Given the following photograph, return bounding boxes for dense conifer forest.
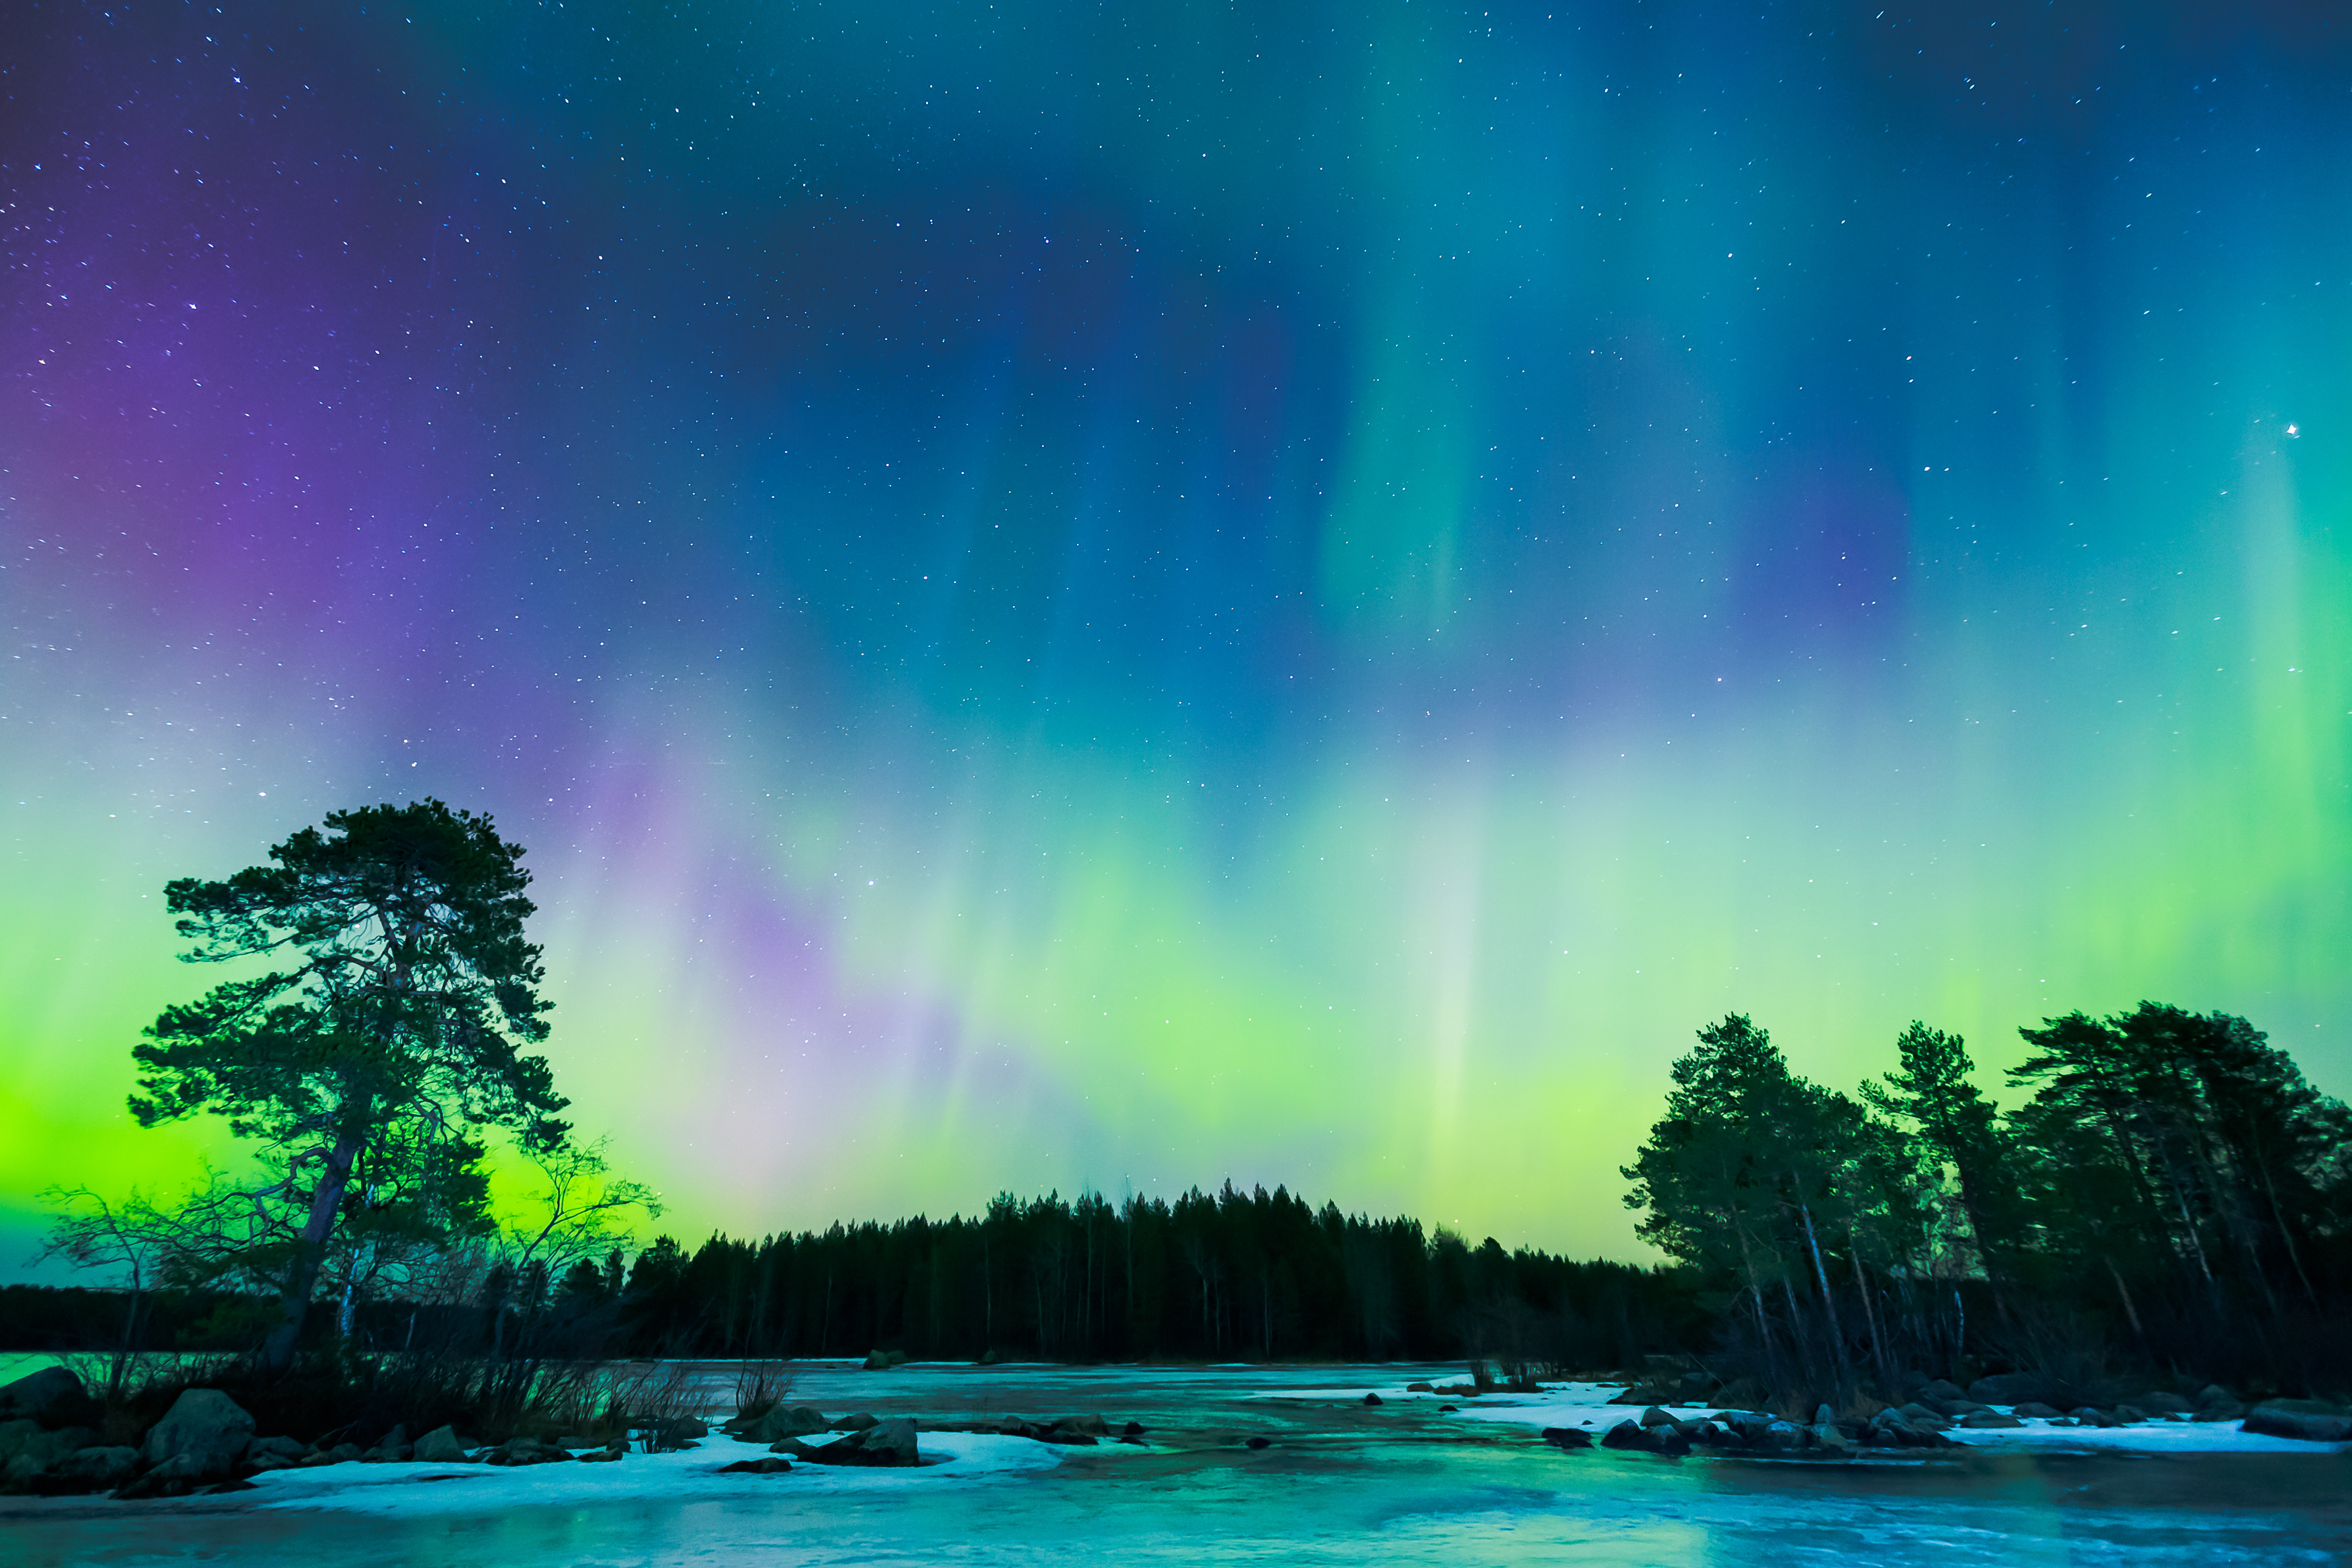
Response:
[14,1001,2348,1399]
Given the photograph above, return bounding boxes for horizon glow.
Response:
[5,2,2348,1274]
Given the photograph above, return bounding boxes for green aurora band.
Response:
[2,2,2347,1269]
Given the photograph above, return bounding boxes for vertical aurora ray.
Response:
[4,2,2348,1270]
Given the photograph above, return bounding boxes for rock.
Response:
[1683,1419,1728,1446]
[1606,1385,1675,1406]
[719,1455,794,1474]
[2195,1398,2246,1422]
[6,1425,96,1475]
[1812,1404,1836,1426]
[579,1445,625,1463]
[1055,1413,1109,1437]
[0,1366,89,1424]
[1917,1379,1968,1406]
[859,1417,919,1464]
[1960,1411,2026,1428]
[1599,1419,1652,1450]
[732,1404,832,1443]
[115,1452,219,1499]
[1755,1420,1803,1451]
[413,1426,475,1463]
[1895,1402,1953,1430]
[2134,1392,2196,1416]
[1638,1406,1677,1428]
[139,1389,258,1472]
[2111,1404,2152,1425]
[363,1423,412,1462]
[1362,1392,1384,1406]
[486,1437,573,1466]
[2068,1406,2120,1429]
[1406,1382,1435,1393]
[800,1416,920,1467]
[831,1412,880,1433]
[1438,1404,1458,1413]
[249,1436,308,1463]
[0,1418,37,1465]
[1244,1436,1271,1450]
[1967,1373,2052,1407]
[1541,1426,1593,1450]
[1808,1423,1853,1452]
[44,1445,140,1492]
[314,1442,366,1466]
[861,1349,907,1370]
[2011,1402,2064,1420]
[1122,1421,1148,1437]
[2243,1400,2352,1443]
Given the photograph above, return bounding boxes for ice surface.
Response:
[9,1362,2348,1566]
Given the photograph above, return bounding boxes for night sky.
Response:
[6,1,2349,1269]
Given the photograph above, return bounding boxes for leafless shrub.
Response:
[733,1358,792,1421]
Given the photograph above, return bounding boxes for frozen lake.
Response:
[9,1360,2350,1565]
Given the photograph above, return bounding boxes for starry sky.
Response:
[5,1,2349,1273]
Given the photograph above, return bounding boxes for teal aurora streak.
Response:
[3,2,2347,1268]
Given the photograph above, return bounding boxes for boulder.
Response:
[1122,1421,1148,1438]
[1406,1382,1435,1393]
[139,1389,257,1472]
[2134,1392,2196,1417]
[0,1419,42,1465]
[732,1404,832,1443]
[861,1349,907,1370]
[250,1436,308,1462]
[1541,1426,1593,1450]
[1808,1422,1853,1452]
[2012,1402,2064,1420]
[1895,1402,1953,1430]
[1599,1419,1652,1450]
[1638,1406,1677,1428]
[2243,1400,2352,1443]
[831,1412,880,1433]
[1967,1373,2053,1407]
[1606,1385,1675,1406]
[1812,1405,1836,1426]
[2068,1406,2120,1429]
[1917,1378,1968,1406]
[486,1437,573,1466]
[363,1423,412,1462]
[0,1366,90,1425]
[1959,1411,2026,1429]
[718,1455,794,1474]
[413,1426,475,1463]
[1244,1436,1272,1450]
[579,1445,625,1463]
[2110,1404,2152,1425]
[800,1416,921,1467]
[114,1452,219,1499]
[1362,1392,1384,1406]
[44,1445,140,1492]
[306,1442,366,1466]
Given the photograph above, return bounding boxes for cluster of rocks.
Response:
[721,1403,923,1466]
[1544,1373,2352,1457]
[0,1364,697,1500]
[992,1413,1148,1446]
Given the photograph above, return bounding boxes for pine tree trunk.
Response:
[260,1125,366,1373]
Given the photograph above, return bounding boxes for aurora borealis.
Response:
[4,1,2348,1272]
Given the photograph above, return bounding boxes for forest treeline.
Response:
[1625,1003,2352,1397]
[19,997,2349,1399]
[603,1186,1701,1366]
